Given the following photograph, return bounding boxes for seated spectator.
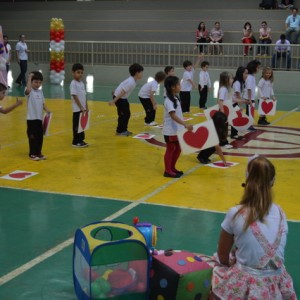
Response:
[209,21,224,55]
[259,0,277,9]
[195,21,209,54]
[257,21,272,56]
[242,22,256,56]
[278,0,294,9]
[272,34,291,69]
[285,8,300,44]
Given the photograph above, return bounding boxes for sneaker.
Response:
[144,121,158,126]
[116,131,130,136]
[173,170,184,176]
[29,155,40,161]
[223,144,233,149]
[247,126,256,132]
[163,171,181,178]
[230,135,243,140]
[72,142,88,147]
[82,141,89,146]
[38,154,47,160]
[125,130,133,136]
[258,118,270,125]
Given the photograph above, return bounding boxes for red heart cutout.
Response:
[43,114,50,134]
[251,106,255,118]
[232,112,250,126]
[9,172,32,179]
[80,112,89,129]
[209,106,229,118]
[138,134,151,139]
[261,101,273,114]
[213,162,233,167]
[183,126,209,148]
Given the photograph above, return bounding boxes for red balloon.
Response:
[55,37,60,42]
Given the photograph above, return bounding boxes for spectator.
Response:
[195,21,209,54]
[278,0,294,9]
[257,21,272,56]
[209,21,224,55]
[285,8,300,44]
[272,34,291,69]
[15,34,29,87]
[242,22,255,56]
[259,0,277,9]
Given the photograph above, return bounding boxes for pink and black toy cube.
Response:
[150,250,212,300]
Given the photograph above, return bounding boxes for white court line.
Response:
[0,164,203,286]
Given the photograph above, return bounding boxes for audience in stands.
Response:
[195,21,209,54]
[272,34,291,69]
[209,21,224,55]
[257,21,272,55]
[259,0,277,9]
[278,0,294,9]
[285,8,300,44]
[242,22,256,56]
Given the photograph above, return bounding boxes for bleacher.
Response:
[0,0,298,43]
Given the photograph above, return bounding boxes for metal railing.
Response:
[11,40,300,71]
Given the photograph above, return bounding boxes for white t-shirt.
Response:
[138,80,158,98]
[243,74,256,100]
[199,70,211,88]
[221,204,287,267]
[232,81,243,103]
[258,78,274,99]
[114,76,136,99]
[3,43,11,64]
[26,89,45,120]
[180,69,194,92]
[162,96,184,136]
[70,80,87,113]
[218,86,231,102]
[15,41,28,60]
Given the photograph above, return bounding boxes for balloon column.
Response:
[49,18,65,84]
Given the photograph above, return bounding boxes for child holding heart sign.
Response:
[257,66,276,125]
[163,76,193,178]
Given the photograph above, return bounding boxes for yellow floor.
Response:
[1,96,300,220]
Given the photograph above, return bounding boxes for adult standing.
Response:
[209,21,224,55]
[15,34,29,86]
[195,21,209,54]
[285,7,300,44]
[272,34,291,69]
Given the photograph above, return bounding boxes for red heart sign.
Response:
[251,106,255,118]
[209,106,229,118]
[138,134,151,139]
[9,172,32,179]
[183,126,209,149]
[80,112,89,129]
[261,101,273,114]
[232,111,250,127]
[43,114,50,134]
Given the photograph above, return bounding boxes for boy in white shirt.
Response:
[70,63,89,148]
[138,71,166,126]
[198,61,211,109]
[179,57,201,113]
[109,63,144,136]
[25,72,50,161]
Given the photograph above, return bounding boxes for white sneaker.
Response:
[144,121,158,126]
[223,144,233,149]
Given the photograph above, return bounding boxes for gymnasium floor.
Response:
[0,82,300,299]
